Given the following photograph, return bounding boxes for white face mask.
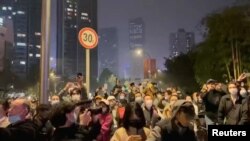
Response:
[9,115,21,124]
[240,89,247,97]
[51,100,60,105]
[120,95,125,100]
[72,95,81,101]
[229,88,238,96]
[135,97,143,103]
[145,100,153,109]
[102,107,108,113]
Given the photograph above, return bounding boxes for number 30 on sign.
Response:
[78,27,99,49]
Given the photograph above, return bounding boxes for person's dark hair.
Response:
[0,99,9,115]
[50,102,75,128]
[69,87,82,96]
[122,103,146,130]
[177,103,195,119]
[77,73,82,77]
[130,82,135,87]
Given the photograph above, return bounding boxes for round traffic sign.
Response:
[78,27,99,49]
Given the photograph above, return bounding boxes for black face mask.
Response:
[129,119,144,129]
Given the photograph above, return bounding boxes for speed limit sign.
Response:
[78,27,99,49]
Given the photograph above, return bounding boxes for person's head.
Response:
[156,92,163,100]
[206,79,217,91]
[164,90,172,101]
[172,101,195,127]
[119,99,128,107]
[76,73,83,82]
[0,100,9,118]
[107,96,116,108]
[8,98,30,124]
[228,81,239,97]
[123,103,146,130]
[50,102,76,128]
[119,92,126,100]
[240,86,249,98]
[70,88,82,102]
[51,95,60,105]
[94,96,103,107]
[185,96,192,102]
[34,104,51,122]
[144,94,153,109]
[99,99,110,114]
[134,92,143,104]
[169,95,178,105]
[130,82,135,88]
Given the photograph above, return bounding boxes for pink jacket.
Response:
[96,113,113,141]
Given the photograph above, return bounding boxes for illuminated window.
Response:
[20,61,26,65]
[35,32,41,36]
[2,7,7,11]
[36,45,41,48]
[17,11,25,14]
[17,33,26,37]
[16,42,26,46]
[36,54,40,58]
[0,18,3,26]
[29,54,33,57]
[81,13,88,16]
[12,12,16,15]
[67,8,73,12]
[8,16,11,19]
[8,7,12,10]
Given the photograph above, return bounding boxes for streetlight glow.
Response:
[135,48,143,56]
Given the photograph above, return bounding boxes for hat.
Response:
[95,95,103,100]
[100,99,109,106]
[107,96,116,101]
[206,79,217,84]
[171,100,196,119]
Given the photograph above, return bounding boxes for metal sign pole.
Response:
[40,0,51,104]
[86,49,90,98]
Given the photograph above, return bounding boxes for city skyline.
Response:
[98,0,236,72]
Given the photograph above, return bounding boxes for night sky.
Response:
[50,0,236,77]
[98,0,235,77]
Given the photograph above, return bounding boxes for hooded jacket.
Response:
[147,100,197,141]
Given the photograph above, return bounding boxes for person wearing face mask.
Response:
[134,92,143,105]
[111,103,152,141]
[239,87,249,98]
[50,95,60,105]
[142,94,160,129]
[0,98,39,141]
[96,99,113,141]
[119,92,126,101]
[218,81,248,125]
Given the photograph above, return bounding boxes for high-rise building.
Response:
[0,17,14,72]
[98,27,119,77]
[129,17,145,80]
[169,28,195,58]
[129,17,145,50]
[56,0,98,89]
[0,0,42,79]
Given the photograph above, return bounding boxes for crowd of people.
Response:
[0,73,250,141]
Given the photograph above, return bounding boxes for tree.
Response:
[194,5,250,84]
[164,53,199,93]
[99,68,113,86]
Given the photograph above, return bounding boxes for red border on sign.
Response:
[78,27,99,49]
